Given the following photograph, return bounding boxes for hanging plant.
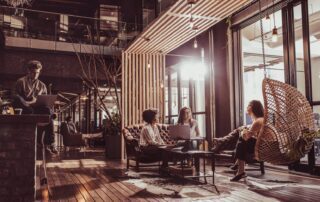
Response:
[286,128,320,161]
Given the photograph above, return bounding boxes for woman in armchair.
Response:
[140,108,166,152]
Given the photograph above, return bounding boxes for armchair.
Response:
[60,122,86,150]
[122,123,176,172]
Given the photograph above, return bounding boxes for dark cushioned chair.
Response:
[60,122,87,149]
[122,123,177,172]
[212,128,265,174]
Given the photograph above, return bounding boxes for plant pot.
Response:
[105,135,121,159]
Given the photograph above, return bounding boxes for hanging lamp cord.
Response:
[258,0,267,78]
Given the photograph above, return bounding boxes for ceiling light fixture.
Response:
[193,38,198,49]
[271,0,278,42]
[272,27,278,42]
[266,14,270,21]
[160,81,164,88]
[189,16,194,28]
[265,0,270,21]
[187,0,198,29]
[147,56,151,68]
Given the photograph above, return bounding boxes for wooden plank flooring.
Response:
[36,149,320,201]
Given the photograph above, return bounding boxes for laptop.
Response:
[168,125,191,140]
[32,95,57,108]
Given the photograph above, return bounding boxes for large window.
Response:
[241,9,284,124]
[165,58,207,137]
[308,0,320,165]
[236,0,320,173]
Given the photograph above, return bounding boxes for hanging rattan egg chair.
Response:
[255,78,315,164]
[253,0,316,165]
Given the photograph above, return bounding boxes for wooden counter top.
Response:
[0,114,50,123]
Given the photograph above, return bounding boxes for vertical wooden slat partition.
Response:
[122,52,166,128]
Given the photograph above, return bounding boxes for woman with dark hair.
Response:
[140,108,165,147]
[230,100,264,181]
[177,107,200,137]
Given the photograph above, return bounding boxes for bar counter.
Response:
[0,114,50,201]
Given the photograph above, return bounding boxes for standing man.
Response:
[13,60,58,154]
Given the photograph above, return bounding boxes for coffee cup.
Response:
[14,108,23,115]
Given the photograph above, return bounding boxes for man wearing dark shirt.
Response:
[14,60,47,114]
[13,60,58,154]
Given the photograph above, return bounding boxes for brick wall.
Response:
[0,123,37,201]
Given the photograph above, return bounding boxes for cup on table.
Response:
[14,108,23,115]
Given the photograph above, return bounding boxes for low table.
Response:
[160,147,219,193]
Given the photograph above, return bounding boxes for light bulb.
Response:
[193,38,198,48]
[160,83,164,88]
[266,14,270,21]
[272,27,278,42]
[147,63,151,68]
[189,17,194,28]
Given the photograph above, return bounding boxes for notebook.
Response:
[33,95,57,108]
[168,125,191,140]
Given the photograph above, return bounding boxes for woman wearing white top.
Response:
[177,107,200,151]
[177,107,200,137]
[139,108,166,155]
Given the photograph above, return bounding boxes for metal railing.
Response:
[0,5,143,49]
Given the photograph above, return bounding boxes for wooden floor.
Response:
[36,149,320,202]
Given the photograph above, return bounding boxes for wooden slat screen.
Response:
[122,52,165,128]
[126,0,251,54]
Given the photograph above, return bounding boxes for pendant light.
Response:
[188,0,197,29]
[271,0,278,42]
[193,38,198,48]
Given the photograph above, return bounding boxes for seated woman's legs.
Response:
[231,137,256,181]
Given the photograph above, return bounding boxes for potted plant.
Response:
[104,112,122,159]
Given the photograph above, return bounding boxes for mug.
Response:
[14,108,23,115]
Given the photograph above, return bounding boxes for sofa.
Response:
[122,123,176,171]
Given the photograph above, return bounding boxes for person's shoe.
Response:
[230,172,246,182]
[50,146,59,154]
[45,146,58,155]
[230,164,239,171]
[45,147,55,155]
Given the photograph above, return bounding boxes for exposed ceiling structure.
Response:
[126,0,251,54]
[31,0,99,16]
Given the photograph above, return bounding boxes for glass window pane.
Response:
[181,87,189,107]
[165,74,169,117]
[170,72,178,116]
[180,60,206,113]
[241,9,284,124]
[195,114,206,138]
[194,76,205,112]
[294,4,306,96]
[309,0,320,101]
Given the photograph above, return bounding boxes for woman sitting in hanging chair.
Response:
[230,100,264,181]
